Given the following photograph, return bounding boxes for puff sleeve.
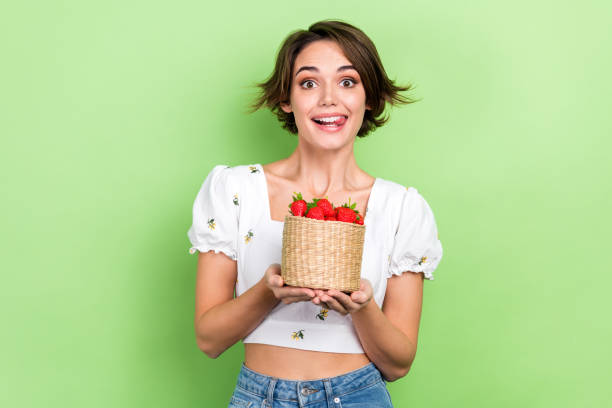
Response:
[187,165,239,261]
[387,187,443,280]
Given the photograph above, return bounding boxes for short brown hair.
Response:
[248,20,418,137]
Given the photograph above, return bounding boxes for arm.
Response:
[194,253,316,358]
[313,270,424,382]
[194,250,277,358]
[352,271,424,381]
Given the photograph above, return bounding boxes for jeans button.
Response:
[334,397,340,403]
[301,388,309,396]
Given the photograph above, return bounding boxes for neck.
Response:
[282,139,364,197]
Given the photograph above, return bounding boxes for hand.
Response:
[263,263,316,305]
[311,279,373,315]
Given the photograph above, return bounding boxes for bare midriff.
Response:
[244,343,371,380]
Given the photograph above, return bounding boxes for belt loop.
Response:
[265,377,277,406]
[323,378,335,406]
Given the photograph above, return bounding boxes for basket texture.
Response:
[281,214,365,292]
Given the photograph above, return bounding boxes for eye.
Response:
[300,79,317,89]
[340,78,357,87]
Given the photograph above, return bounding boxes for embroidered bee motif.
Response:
[233,193,239,206]
[291,329,304,340]
[207,218,216,230]
[418,256,427,265]
[316,308,329,321]
[249,166,260,173]
[244,229,254,243]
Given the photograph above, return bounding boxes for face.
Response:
[280,40,370,149]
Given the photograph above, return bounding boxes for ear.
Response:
[280,101,292,113]
[365,102,372,111]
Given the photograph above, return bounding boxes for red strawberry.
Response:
[326,215,337,221]
[355,215,364,225]
[336,207,357,223]
[306,206,325,220]
[288,192,307,217]
[313,198,335,217]
[337,197,360,223]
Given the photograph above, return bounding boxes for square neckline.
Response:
[256,163,380,225]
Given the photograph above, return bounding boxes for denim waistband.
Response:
[235,362,384,403]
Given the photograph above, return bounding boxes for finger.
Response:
[265,265,283,287]
[361,279,373,296]
[320,294,348,315]
[311,297,330,309]
[350,291,368,303]
[315,289,326,297]
[299,287,316,297]
[327,290,357,311]
[281,295,312,304]
[271,275,284,287]
[267,263,282,275]
[280,287,315,298]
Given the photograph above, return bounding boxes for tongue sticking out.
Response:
[314,116,347,126]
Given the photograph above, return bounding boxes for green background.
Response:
[2,1,611,406]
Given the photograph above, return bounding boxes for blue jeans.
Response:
[228,362,394,407]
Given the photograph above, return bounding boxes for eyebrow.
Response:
[294,65,357,77]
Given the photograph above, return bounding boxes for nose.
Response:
[319,82,337,106]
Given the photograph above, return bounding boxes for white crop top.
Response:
[187,163,443,354]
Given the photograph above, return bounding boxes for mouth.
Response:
[311,115,348,131]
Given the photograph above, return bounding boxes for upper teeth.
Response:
[315,116,343,122]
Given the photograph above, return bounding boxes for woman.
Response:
[188,20,443,407]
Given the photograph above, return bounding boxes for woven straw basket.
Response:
[281,214,366,292]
